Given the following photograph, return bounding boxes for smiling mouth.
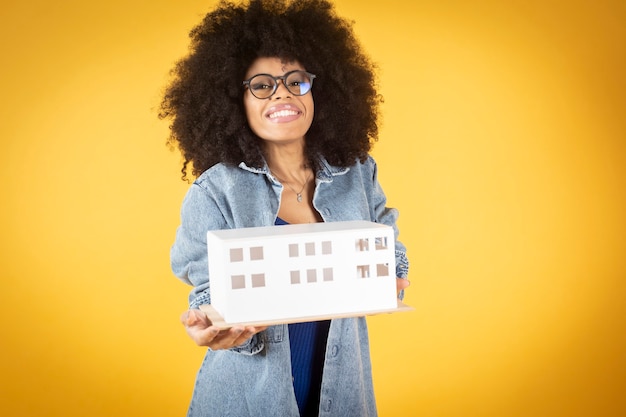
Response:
[265,104,303,123]
[268,109,300,119]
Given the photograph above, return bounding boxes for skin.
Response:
[246,58,321,224]
[181,57,409,349]
[243,58,315,149]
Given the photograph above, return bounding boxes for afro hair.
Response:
[159,0,382,180]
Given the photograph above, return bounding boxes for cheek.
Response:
[243,95,254,119]
[305,98,315,126]
[243,98,261,127]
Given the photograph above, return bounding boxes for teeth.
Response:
[269,110,298,119]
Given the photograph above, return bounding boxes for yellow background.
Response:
[1,0,624,416]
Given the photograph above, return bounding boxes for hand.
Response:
[180,309,267,350]
[396,277,410,297]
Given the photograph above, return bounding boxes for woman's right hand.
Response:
[180,309,267,350]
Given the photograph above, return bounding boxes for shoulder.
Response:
[194,163,238,186]
[343,155,378,179]
[318,155,377,178]
[193,162,264,191]
[358,155,377,170]
[344,155,377,172]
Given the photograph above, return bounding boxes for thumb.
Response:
[183,309,211,327]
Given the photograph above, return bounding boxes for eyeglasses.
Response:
[242,70,316,99]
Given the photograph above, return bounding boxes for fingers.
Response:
[208,326,250,350]
[181,310,218,346]
[208,325,268,350]
[181,309,267,350]
[181,309,210,327]
[396,277,410,296]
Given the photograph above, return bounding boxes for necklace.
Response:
[271,170,312,203]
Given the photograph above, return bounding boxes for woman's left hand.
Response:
[396,278,410,297]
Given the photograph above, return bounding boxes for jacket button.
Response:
[330,345,339,357]
[323,208,331,216]
[322,399,332,412]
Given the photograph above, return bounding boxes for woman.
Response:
[160,1,409,416]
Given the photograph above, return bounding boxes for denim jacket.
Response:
[171,155,409,417]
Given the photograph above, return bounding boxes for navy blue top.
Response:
[275,217,331,416]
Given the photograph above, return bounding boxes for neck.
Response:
[264,142,309,180]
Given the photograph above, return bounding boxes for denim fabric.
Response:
[171,155,409,416]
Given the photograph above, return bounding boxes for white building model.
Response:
[205,220,399,325]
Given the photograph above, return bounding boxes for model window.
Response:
[230,248,244,262]
[375,236,389,250]
[251,273,266,288]
[323,268,334,282]
[376,263,390,277]
[290,270,301,284]
[322,241,332,255]
[305,242,316,256]
[307,269,317,283]
[357,265,370,278]
[355,238,369,252]
[250,246,264,260]
[289,243,299,258]
[231,275,245,289]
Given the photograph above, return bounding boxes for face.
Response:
[243,57,314,145]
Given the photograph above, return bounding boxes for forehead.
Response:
[245,57,305,78]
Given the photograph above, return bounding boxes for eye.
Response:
[250,82,273,91]
[287,73,308,86]
[248,75,276,92]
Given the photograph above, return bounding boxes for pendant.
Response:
[296,193,303,203]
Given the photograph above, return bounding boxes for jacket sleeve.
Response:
[171,180,269,355]
[365,156,410,280]
[171,181,226,309]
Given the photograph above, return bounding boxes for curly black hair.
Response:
[159,0,382,180]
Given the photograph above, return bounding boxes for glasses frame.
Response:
[242,70,317,99]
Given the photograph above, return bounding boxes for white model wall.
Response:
[207,221,397,323]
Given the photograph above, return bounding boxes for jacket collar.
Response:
[238,156,350,183]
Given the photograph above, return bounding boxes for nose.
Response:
[273,79,291,98]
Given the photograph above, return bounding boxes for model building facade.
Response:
[206,220,397,323]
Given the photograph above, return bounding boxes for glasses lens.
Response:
[248,75,277,99]
[285,71,313,96]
